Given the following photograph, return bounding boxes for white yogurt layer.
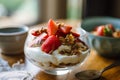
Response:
[25,45,88,68]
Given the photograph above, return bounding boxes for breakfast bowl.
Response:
[81,17,120,59]
[24,19,90,75]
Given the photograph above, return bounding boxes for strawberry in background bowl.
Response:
[92,24,120,38]
[81,17,120,59]
[24,19,90,75]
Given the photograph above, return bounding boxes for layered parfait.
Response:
[24,19,89,70]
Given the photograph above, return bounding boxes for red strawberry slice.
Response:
[71,32,80,37]
[41,35,61,53]
[47,19,58,36]
[30,33,47,47]
[96,26,105,36]
[60,25,72,34]
[31,30,41,36]
[55,29,66,37]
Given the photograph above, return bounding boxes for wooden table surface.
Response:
[1,19,120,80]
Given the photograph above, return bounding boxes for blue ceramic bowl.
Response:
[81,17,120,59]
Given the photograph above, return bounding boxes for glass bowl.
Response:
[24,25,90,75]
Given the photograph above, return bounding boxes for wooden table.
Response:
[1,19,120,80]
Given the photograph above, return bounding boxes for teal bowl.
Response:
[81,17,120,59]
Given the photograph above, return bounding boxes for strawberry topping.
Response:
[47,19,58,36]
[41,35,61,53]
[31,19,81,54]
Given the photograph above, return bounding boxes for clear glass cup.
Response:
[24,27,90,75]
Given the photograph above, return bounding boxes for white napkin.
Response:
[0,58,11,72]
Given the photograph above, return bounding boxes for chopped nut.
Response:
[59,37,66,44]
[65,34,75,44]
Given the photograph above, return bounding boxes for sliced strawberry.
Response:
[55,29,66,37]
[71,32,80,37]
[96,26,105,36]
[31,30,41,36]
[41,35,61,53]
[30,33,47,47]
[60,25,72,34]
[47,19,58,36]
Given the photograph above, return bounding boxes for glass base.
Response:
[27,57,72,75]
[44,69,70,75]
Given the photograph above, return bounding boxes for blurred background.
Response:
[0,0,82,26]
[0,0,120,26]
